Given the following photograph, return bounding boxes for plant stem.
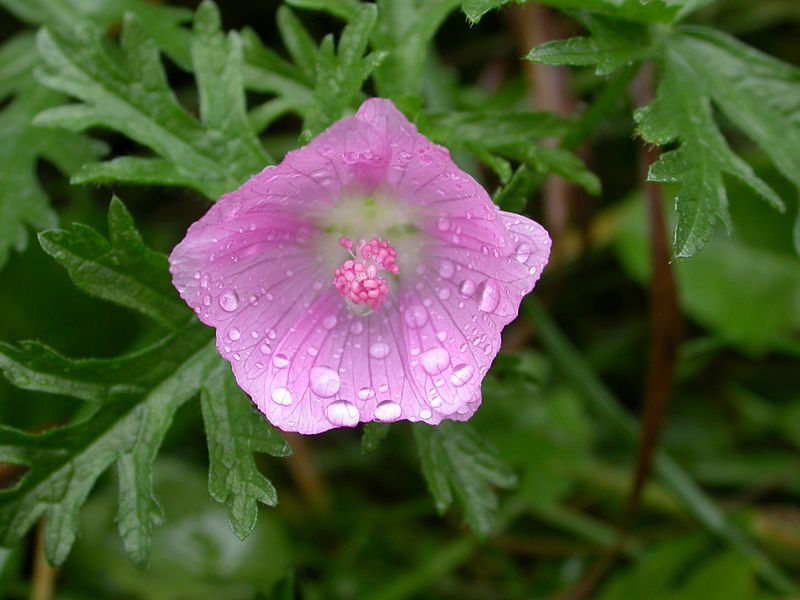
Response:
[526,300,799,594]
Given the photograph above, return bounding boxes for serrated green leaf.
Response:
[462,0,685,24]
[35,1,268,199]
[635,44,784,257]
[413,422,517,537]
[38,198,187,329]
[0,321,216,566]
[424,110,599,197]
[276,5,318,82]
[0,33,38,101]
[0,82,106,272]
[286,0,362,21]
[526,13,650,75]
[674,27,800,253]
[201,365,290,540]
[304,4,386,137]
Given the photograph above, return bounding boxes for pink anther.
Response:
[333,237,400,312]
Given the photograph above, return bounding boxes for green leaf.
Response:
[0,33,38,100]
[286,0,362,21]
[201,365,290,540]
[35,0,268,199]
[526,13,650,75]
[413,422,517,537]
[0,321,216,566]
[361,423,391,453]
[38,198,187,329]
[0,0,193,69]
[461,0,684,24]
[303,4,386,137]
[635,44,783,257]
[424,110,599,198]
[0,82,106,271]
[673,27,800,252]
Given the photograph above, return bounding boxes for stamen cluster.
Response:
[333,237,400,312]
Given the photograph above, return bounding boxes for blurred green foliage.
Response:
[0,0,799,598]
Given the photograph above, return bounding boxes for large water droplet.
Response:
[459,279,476,298]
[271,386,293,405]
[477,280,500,313]
[374,401,401,421]
[419,408,432,420]
[326,400,360,427]
[450,364,474,387]
[404,305,428,329]
[228,328,241,341]
[309,366,340,397]
[514,243,532,263]
[219,290,240,312]
[272,353,289,368]
[322,315,338,330]
[420,347,450,375]
[369,342,390,359]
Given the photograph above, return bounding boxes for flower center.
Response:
[333,237,400,316]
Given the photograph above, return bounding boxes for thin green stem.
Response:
[526,299,799,595]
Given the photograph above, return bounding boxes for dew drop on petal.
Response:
[350,320,364,335]
[271,387,293,405]
[326,400,360,427]
[459,279,476,298]
[219,290,239,312]
[309,366,340,397]
[228,328,241,341]
[420,347,450,375]
[374,401,401,421]
[439,260,455,279]
[419,408,432,420]
[202,295,211,306]
[437,217,451,231]
[514,243,532,263]
[322,315,338,330]
[404,305,428,328]
[272,353,289,368]
[357,387,375,400]
[259,343,271,355]
[437,287,451,300]
[477,280,501,313]
[369,342,391,359]
[450,364,474,387]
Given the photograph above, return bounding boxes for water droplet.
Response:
[200,274,209,288]
[436,331,447,342]
[248,294,259,306]
[322,315,338,330]
[374,401,401,421]
[477,280,500,313]
[514,243,532,263]
[439,260,455,279]
[259,343,271,355]
[325,400,359,427]
[272,353,289,368]
[450,364,474,387]
[404,305,428,328]
[419,408,432,420]
[307,346,318,356]
[350,321,364,335]
[228,328,241,341]
[437,287,451,300]
[271,387,293,405]
[309,366,340,397]
[357,387,375,400]
[378,383,389,393]
[437,217,451,231]
[219,290,239,312]
[369,342,390,359]
[420,347,450,375]
[459,279,476,298]
[202,294,211,306]
[267,329,277,340]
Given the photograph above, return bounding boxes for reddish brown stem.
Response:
[626,65,683,523]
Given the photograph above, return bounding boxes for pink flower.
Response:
[170,98,550,434]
